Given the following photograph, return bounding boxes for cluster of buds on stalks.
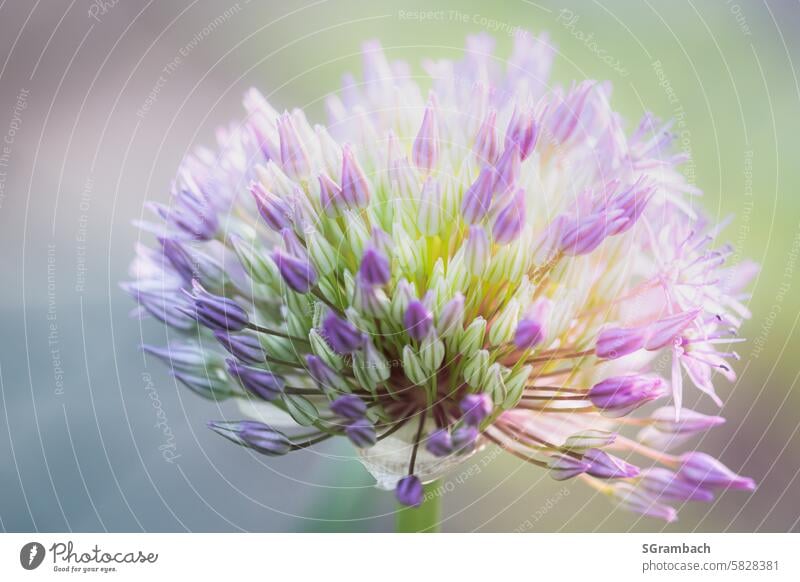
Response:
[126,32,756,519]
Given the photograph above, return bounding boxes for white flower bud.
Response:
[459,316,487,356]
[402,345,428,386]
[463,349,489,388]
[503,365,532,409]
[309,328,344,371]
[419,334,445,374]
[417,178,442,236]
[436,293,465,338]
[484,363,507,405]
[489,299,520,347]
[306,229,337,276]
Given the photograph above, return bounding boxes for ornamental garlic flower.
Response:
[126,31,757,521]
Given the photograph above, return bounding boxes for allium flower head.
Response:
[127,31,757,521]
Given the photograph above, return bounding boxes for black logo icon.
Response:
[20,542,46,570]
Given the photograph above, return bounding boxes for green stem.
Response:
[395,480,442,533]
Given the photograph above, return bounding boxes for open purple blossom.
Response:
[126,32,757,521]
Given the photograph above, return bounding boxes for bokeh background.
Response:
[1,0,799,532]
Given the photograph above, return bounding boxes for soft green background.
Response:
[0,0,798,531]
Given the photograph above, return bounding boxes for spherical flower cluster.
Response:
[126,32,757,520]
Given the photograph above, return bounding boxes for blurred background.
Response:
[1,0,798,532]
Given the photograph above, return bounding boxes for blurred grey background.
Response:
[1,0,799,532]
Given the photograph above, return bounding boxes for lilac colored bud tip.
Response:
[588,375,665,414]
[643,309,702,351]
[187,285,250,332]
[412,106,439,172]
[639,468,715,502]
[595,326,646,359]
[341,145,370,208]
[514,318,545,350]
[678,452,756,491]
[548,453,590,481]
[214,331,266,364]
[583,448,640,479]
[322,312,364,354]
[359,247,391,286]
[461,166,495,224]
[559,213,609,256]
[426,429,454,457]
[226,358,284,401]
[395,475,424,507]
[272,250,318,293]
[330,394,367,420]
[345,418,377,448]
[209,421,291,456]
[404,300,433,341]
[459,393,493,426]
[250,182,292,231]
[492,188,526,245]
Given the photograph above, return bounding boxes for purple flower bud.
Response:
[168,188,218,240]
[514,317,545,350]
[250,181,292,231]
[643,309,702,351]
[395,475,423,507]
[464,225,490,274]
[505,106,539,161]
[209,420,291,456]
[345,418,377,448]
[404,300,434,341]
[341,144,370,208]
[547,81,593,144]
[558,212,609,256]
[588,375,666,416]
[638,468,715,502]
[322,311,364,354]
[460,393,492,426]
[461,166,495,224]
[272,249,317,293]
[370,226,394,256]
[318,173,344,215]
[359,247,391,286]
[159,237,195,282]
[305,354,340,393]
[330,394,367,420]
[426,429,453,457]
[436,293,465,336]
[281,227,309,261]
[452,425,479,454]
[678,452,756,491]
[548,453,590,481]
[473,108,499,164]
[226,358,284,400]
[610,482,678,523]
[183,282,249,332]
[583,448,640,479]
[214,331,266,364]
[412,103,439,172]
[606,177,654,236]
[141,343,206,372]
[596,326,646,359]
[277,112,311,178]
[493,145,520,194]
[492,187,526,244]
[649,407,726,435]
